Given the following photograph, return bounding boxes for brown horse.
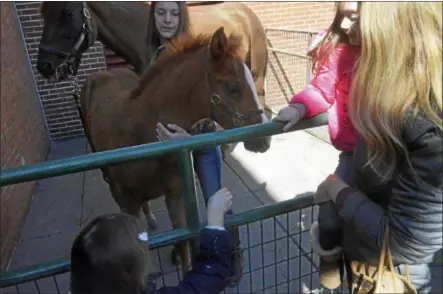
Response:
[37,1,271,118]
[80,27,271,274]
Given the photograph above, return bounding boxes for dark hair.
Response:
[70,213,149,294]
[310,1,361,73]
[145,1,190,66]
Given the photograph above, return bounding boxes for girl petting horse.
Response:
[147,1,245,287]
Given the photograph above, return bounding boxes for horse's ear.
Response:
[209,27,228,61]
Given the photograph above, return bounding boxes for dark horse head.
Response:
[37,2,98,81]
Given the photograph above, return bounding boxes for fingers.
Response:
[282,119,298,132]
[156,124,171,141]
[271,113,288,123]
[167,124,187,134]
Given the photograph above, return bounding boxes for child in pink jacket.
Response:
[291,29,360,153]
[293,29,360,248]
[275,27,361,289]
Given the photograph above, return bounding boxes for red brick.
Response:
[0,1,50,270]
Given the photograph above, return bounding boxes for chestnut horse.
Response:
[80,27,271,274]
[36,1,271,118]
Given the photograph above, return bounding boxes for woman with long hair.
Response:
[277,2,442,293]
[146,1,244,287]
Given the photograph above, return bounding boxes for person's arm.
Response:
[289,41,341,119]
[333,124,442,263]
[155,188,233,294]
[156,227,233,294]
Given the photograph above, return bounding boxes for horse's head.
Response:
[37,1,97,81]
[199,27,271,153]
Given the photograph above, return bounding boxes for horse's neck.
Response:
[141,60,211,130]
[88,2,149,74]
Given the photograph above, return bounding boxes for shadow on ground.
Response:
[4,131,441,294]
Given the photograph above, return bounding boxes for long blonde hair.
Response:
[349,2,442,180]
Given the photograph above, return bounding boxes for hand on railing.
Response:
[207,188,233,228]
[156,123,191,141]
[272,104,306,132]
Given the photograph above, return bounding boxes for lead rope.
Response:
[71,76,87,130]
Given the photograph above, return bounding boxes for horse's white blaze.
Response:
[243,63,268,123]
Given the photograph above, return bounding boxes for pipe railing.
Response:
[0,115,327,288]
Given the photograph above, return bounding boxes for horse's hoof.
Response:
[171,248,180,266]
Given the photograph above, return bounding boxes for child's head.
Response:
[311,2,361,72]
[70,213,149,294]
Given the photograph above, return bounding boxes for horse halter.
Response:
[39,1,94,81]
[204,57,264,127]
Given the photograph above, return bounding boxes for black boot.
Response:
[227,226,244,287]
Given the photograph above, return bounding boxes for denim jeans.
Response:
[193,146,234,216]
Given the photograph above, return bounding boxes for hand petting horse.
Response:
[79,27,271,276]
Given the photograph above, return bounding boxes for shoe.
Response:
[310,222,343,290]
[319,258,342,290]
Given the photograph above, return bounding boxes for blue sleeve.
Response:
[156,228,233,294]
[336,126,442,263]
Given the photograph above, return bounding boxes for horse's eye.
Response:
[66,11,73,17]
[225,83,242,99]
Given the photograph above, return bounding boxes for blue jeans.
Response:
[193,146,233,216]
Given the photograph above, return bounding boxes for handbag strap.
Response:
[375,222,399,293]
[374,221,413,293]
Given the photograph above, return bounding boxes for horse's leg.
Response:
[165,194,191,274]
[143,201,158,230]
[111,183,147,228]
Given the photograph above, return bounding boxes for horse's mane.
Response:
[130,32,243,99]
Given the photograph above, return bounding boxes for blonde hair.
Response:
[349,2,442,180]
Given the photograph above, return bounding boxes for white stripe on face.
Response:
[242,63,268,123]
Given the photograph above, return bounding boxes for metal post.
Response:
[306,32,314,85]
[178,150,200,255]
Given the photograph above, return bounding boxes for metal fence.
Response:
[0,116,328,293]
[264,28,317,116]
[0,28,329,294]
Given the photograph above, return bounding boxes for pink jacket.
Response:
[290,30,360,152]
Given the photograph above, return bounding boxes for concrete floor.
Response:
[2,130,442,294]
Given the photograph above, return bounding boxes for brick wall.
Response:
[0,1,50,270]
[15,1,107,141]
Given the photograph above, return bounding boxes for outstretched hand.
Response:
[156,123,190,141]
[272,104,304,132]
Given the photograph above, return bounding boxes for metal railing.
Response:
[1,27,328,292]
[264,28,318,115]
[0,115,328,290]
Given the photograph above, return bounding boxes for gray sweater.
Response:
[335,112,442,293]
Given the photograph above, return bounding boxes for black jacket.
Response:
[335,112,442,293]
